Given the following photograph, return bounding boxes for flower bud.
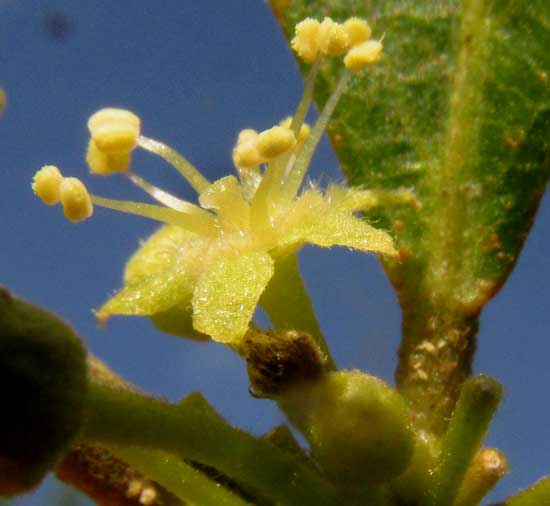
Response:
[242,328,327,398]
[306,370,414,484]
[0,288,88,496]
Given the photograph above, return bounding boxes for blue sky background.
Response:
[1,1,549,504]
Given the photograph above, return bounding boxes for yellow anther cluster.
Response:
[233,125,296,168]
[344,39,384,71]
[292,17,350,62]
[292,16,382,71]
[87,108,140,175]
[318,18,349,56]
[32,166,93,223]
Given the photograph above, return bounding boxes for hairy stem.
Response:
[395,0,492,435]
[396,299,478,435]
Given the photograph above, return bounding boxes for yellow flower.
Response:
[32,17,394,345]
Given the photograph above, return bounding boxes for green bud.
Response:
[0,288,88,496]
[306,370,414,484]
[241,328,327,398]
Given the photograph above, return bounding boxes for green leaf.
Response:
[498,476,550,505]
[273,0,550,433]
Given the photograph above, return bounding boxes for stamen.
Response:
[249,63,319,222]
[137,135,210,194]
[126,171,209,216]
[289,61,320,137]
[236,166,262,202]
[250,159,280,231]
[90,195,216,235]
[282,71,351,200]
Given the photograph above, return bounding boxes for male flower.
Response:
[32,17,396,345]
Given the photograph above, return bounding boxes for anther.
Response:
[344,39,384,71]
[318,17,349,56]
[59,177,94,222]
[343,18,372,47]
[86,139,132,175]
[32,165,63,205]
[87,108,140,153]
[291,18,321,63]
[256,126,296,158]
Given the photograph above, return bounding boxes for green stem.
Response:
[394,0,493,436]
[82,383,339,506]
[110,445,248,506]
[260,252,336,370]
[427,375,503,506]
[395,298,478,435]
[500,477,550,506]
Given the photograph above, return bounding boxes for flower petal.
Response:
[304,212,397,255]
[192,252,274,343]
[96,225,202,323]
[124,225,194,285]
[96,259,194,323]
[276,188,396,256]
